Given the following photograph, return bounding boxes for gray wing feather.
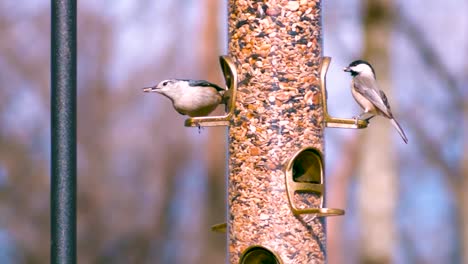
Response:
[353,76,392,118]
[186,80,225,92]
[378,90,394,118]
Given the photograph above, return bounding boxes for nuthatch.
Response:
[143,79,226,117]
[344,60,408,144]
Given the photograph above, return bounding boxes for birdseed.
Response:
[228,0,326,263]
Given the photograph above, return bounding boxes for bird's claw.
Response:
[197,125,205,134]
[353,115,359,125]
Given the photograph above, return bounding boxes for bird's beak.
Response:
[343,67,351,72]
[143,86,158,93]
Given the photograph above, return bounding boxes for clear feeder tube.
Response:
[228,0,326,263]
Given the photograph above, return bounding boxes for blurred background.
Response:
[0,0,466,263]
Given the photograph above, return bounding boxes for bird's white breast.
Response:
[351,82,377,114]
[174,86,221,117]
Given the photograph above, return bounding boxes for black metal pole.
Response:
[51,0,77,263]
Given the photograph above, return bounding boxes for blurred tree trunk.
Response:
[327,135,362,264]
[357,0,397,263]
[457,59,468,264]
[396,10,466,262]
[458,99,468,263]
[197,0,227,263]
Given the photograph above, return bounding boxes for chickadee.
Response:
[344,60,408,144]
[143,79,225,117]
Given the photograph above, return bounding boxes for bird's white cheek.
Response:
[160,87,171,94]
[183,89,200,98]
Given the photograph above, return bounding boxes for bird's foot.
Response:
[352,115,359,125]
[197,125,205,134]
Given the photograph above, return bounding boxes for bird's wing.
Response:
[378,89,394,118]
[353,76,392,118]
[187,80,225,92]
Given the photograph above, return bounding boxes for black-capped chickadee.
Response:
[344,60,408,144]
[143,79,226,117]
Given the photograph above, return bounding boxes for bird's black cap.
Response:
[348,59,372,68]
[347,60,376,77]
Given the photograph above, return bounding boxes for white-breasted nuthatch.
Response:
[143,79,226,117]
[344,60,408,144]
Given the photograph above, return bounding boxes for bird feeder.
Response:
[225,1,355,263]
[191,1,371,263]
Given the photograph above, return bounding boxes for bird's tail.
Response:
[390,118,408,144]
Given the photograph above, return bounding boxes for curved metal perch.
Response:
[184,55,238,127]
[284,146,345,219]
[210,222,227,233]
[320,56,369,129]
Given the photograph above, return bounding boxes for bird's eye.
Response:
[162,81,169,86]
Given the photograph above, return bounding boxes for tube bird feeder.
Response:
[227,1,346,263]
